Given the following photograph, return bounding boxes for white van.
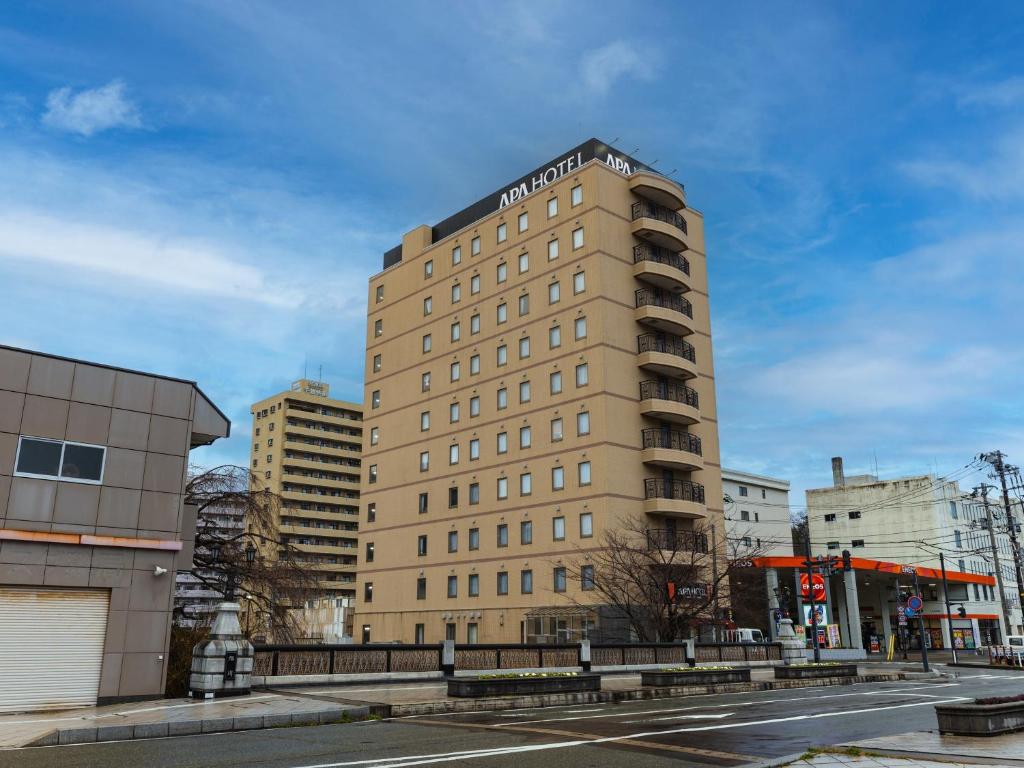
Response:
[724,628,765,644]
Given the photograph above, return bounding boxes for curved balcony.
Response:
[635,288,695,336]
[645,528,708,554]
[630,170,686,211]
[636,333,697,379]
[632,201,688,251]
[638,379,700,425]
[643,478,707,519]
[640,428,703,472]
[632,244,691,292]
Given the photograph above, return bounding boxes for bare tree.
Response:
[181,464,321,641]
[565,516,771,642]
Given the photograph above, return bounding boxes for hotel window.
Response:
[467,623,479,643]
[469,482,480,504]
[469,438,480,460]
[420,411,430,431]
[550,417,563,442]
[497,222,507,243]
[417,535,428,557]
[368,464,378,484]
[372,354,381,373]
[548,197,558,218]
[521,520,533,545]
[521,569,533,594]
[497,302,508,324]
[575,363,589,387]
[374,319,383,337]
[519,380,531,403]
[375,284,384,303]
[422,334,432,353]
[548,281,560,304]
[367,502,376,523]
[578,460,592,486]
[497,571,509,595]
[468,574,480,597]
[448,531,458,552]
[572,227,584,250]
[497,387,508,409]
[371,389,381,408]
[471,273,480,294]
[424,259,433,278]
[581,565,595,591]
[450,362,460,382]
[447,575,457,598]
[419,451,429,471]
[518,252,529,273]
[451,283,461,303]
[451,321,461,342]
[418,492,428,514]
[519,293,529,316]
[549,324,561,348]
[452,245,462,265]
[497,431,508,454]
[469,527,480,550]
[573,271,586,294]
[470,313,480,334]
[519,425,531,448]
[470,395,480,416]
[497,523,509,547]
[497,261,507,283]
[449,402,460,423]
[497,344,508,366]
[550,371,562,394]
[571,184,582,206]
[553,516,566,541]
[369,427,379,446]
[547,238,558,261]
[19,438,107,484]
[580,512,593,538]
[518,211,528,233]
[552,465,565,491]
[471,235,481,255]
[574,316,587,340]
[470,354,480,375]
[364,582,373,603]
[423,296,432,315]
[449,444,459,465]
[449,486,458,508]
[553,567,567,593]
[519,336,530,359]
[497,476,508,499]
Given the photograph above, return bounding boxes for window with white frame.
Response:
[518,211,528,232]
[497,222,507,243]
[15,437,105,483]
[547,197,558,218]
[572,227,584,249]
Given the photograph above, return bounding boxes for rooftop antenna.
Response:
[873,450,878,477]
[649,159,660,166]
[630,147,640,155]
[318,364,323,383]
[303,355,308,380]
[609,137,621,146]
[668,168,677,175]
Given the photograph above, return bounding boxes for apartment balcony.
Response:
[284,438,360,459]
[643,478,707,519]
[286,406,364,435]
[645,528,709,554]
[284,422,362,448]
[637,333,697,378]
[635,288,695,336]
[630,170,686,211]
[632,244,691,293]
[640,428,703,472]
[631,200,688,251]
[639,379,700,425]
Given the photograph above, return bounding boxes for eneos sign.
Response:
[800,573,826,602]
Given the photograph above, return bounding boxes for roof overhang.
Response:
[748,556,996,587]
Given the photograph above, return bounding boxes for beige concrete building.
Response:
[249,380,362,608]
[358,139,724,644]
[0,345,229,710]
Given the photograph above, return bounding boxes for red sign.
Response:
[800,573,826,602]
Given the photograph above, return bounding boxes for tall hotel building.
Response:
[358,139,723,643]
[250,380,363,604]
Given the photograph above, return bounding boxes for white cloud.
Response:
[580,40,653,95]
[42,79,141,136]
[955,76,1024,109]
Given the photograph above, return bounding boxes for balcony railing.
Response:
[645,528,709,553]
[634,244,690,274]
[637,333,696,363]
[635,288,693,318]
[641,428,702,456]
[632,201,688,234]
[644,478,706,504]
[639,379,699,408]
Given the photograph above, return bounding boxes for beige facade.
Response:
[0,345,229,706]
[358,140,724,644]
[249,380,362,605]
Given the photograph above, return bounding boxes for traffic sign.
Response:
[907,595,923,612]
[897,606,908,626]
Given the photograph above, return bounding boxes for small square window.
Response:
[575,362,589,387]
[471,274,480,294]
[497,261,507,282]
[552,465,565,491]
[519,336,530,359]
[547,197,558,218]
[424,259,433,278]
[470,395,480,416]
[471,235,481,255]
[551,417,563,442]
[497,222,507,243]
[518,252,529,273]
[518,211,528,232]
[519,380,531,403]
[549,325,561,348]
[573,271,586,294]
[550,371,562,394]
[423,296,433,315]
[452,245,462,265]
[572,227,584,249]
[575,316,587,340]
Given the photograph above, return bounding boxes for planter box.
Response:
[774,663,857,680]
[642,668,751,686]
[935,701,1024,736]
[447,674,601,698]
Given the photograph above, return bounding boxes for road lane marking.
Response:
[0,694,281,725]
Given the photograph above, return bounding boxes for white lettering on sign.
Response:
[604,153,632,174]
[499,152,584,209]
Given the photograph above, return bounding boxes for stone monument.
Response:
[189,601,255,698]
[776,615,808,665]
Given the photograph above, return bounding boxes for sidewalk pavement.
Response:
[841,730,1024,767]
[770,748,1024,768]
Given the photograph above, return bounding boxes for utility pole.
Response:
[711,523,719,642]
[894,577,908,660]
[982,451,1024,619]
[939,553,958,665]
[974,484,1014,638]
[911,569,930,672]
[802,533,821,663]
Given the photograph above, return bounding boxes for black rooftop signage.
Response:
[382,138,656,269]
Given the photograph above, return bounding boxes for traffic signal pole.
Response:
[940,553,958,665]
[911,569,930,672]
[803,534,821,663]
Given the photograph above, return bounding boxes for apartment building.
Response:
[722,468,793,557]
[173,500,245,627]
[249,380,362,607]
[358,138,724,644]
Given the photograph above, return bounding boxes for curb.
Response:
[739,752,808,768]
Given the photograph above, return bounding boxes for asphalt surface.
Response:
[3,668,1022,768]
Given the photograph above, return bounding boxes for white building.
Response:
[174,502,246,627]
[722,468,794,556]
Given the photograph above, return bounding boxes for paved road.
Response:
[3,670,1022,768]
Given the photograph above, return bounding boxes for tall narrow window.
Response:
[497,302,508,324]
[553,516,566,540]
[470,354,480,375]
[424,259,433,278]
[449,444,459,465]
[470,313,480,334]
[572,227,584,249]
[578,460,592,486]
[521,569,533,594]
[497,431,508,454]
[520,472,532,496]
[575,316,587,340]
[374,319,383,337]
[571,184,582,206]
[419,452,429,471]
[471,274,480,294]
[519,380,531,403]
[575,363,589,387]
[421,410,431,431]
[519,293,529,316]
[497,476,508,499]
[375,284,384,303]
[549,281,560,304]
[451,321,461,342]
[554,567,567,592]
[471,235,481,255]
[497,571,509,595]
[452,245,462,265]
[519,336,530,359]
[580,512,593,538]
[449,402,460,423]
[573,271,586,294]
[518,211,528,233]
[519,425,532,448]
[552,465,565,490]
[497,523,509,547]
[547,197,558,218]
[549,325,561,348]
[423,296,433,315]
[550,417,563,442]
[450,361,460,382]
[518,252,529,274]
[469,574,479,596]
[521,520,533,544]
[470,395,480,416]
[497,261,507,283]
[550,371,562,394]
[497,387,508,409]
[469,438,480,460]
[422,334,432,353]
[497,222,507,243]
[497,344,508,366]
[452,283,461,303]
[577,410,590,434]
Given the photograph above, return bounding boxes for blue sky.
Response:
[1,2,1022,505]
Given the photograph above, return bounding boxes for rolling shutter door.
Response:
[0,587,109,713]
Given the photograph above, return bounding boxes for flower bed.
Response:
[642,666,751,687]
[936,696,1024,736]
[447,672,600,698]
[774,662,857,680]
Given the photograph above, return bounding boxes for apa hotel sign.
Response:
[497,143,641,209]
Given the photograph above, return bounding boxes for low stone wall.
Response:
[775,663,858,680]
[641,668,751,686]
[448,674,601,698]
[935,700,1024,736]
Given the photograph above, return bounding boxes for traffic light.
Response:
[842,550,852,572]
[957,605,967,618]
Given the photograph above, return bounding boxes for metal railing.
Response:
[645,528,709,552]
[637,333,696,363]
[635,288,693,318]
[641,428,702,455]
[639,379,699,408]
[695,643,782,662]
[631,201,688,234]
[644,478,706,504]
[634,244,690,273]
